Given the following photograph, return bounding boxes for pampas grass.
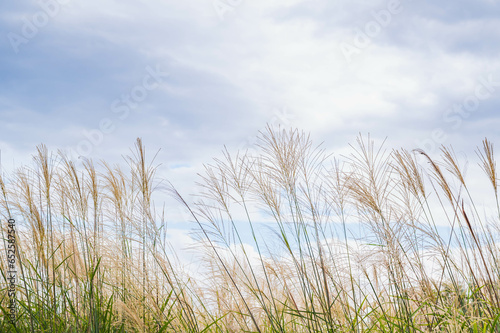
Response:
[0,128,499,332]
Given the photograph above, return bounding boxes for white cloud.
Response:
[1,1,500,273]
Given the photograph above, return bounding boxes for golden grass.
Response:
[0,128,499,332]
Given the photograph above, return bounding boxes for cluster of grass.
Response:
[1,127,500,332]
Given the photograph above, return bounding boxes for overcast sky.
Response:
[2,0,500,272]
[2,0,500,220]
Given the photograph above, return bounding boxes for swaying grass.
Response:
[1,127,500,332]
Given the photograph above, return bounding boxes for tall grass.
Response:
[1,128,500,332]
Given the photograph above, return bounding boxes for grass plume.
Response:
[0,127,499,332]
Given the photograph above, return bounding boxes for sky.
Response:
[1,0,500,265]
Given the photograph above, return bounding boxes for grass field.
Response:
[1,126,500,332]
